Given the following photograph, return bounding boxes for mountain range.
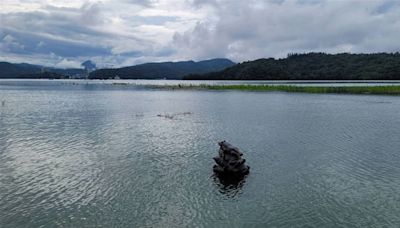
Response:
[0,62,87,79]
[88,58,235,79]
[0,58,235,80]
[3,53,400,81]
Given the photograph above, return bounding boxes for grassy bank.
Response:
[149,84,400,95]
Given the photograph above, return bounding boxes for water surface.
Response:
[1,80,400,227]
[1,78,400,87]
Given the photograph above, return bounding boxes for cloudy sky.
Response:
[1,0,400,68]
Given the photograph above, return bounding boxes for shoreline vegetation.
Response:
[144,84,400,95]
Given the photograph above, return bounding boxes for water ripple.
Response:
[2,83,400,227]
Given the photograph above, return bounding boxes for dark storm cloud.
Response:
[0,1,160,67]
[2,28,111,57]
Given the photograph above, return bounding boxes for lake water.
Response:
[1,79,400,87]
[1,80,400,227]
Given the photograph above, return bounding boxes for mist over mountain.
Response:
[88,58,235,79]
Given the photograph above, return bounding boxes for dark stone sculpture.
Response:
[213,141,250,179]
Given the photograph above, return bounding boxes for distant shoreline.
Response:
[2,79,400,95]
[146,84,400,95]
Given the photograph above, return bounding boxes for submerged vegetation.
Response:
[148,84,400,95]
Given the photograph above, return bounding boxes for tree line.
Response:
[183,53,400,80]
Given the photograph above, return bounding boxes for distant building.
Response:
[68,73,87,79]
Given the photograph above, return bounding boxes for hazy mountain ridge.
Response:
[0,62,87,79]
[183,53,400,80]
[0,62,42,78]
[88,58,235,79]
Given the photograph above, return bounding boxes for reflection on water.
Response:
[212,174,247,198]
[1,80,400,227]
[2,78,400,88]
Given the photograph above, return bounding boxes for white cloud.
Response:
[36,41,46,48]
[55,58,83,68]
[1,34,25,51]
[1,0,400,67]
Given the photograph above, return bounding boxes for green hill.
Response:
[183,53,400,80]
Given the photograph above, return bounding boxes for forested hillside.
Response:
[183,53,400,80]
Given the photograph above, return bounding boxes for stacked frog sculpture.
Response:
[213,141,250,178]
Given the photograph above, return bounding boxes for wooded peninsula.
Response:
[183,53,400,80]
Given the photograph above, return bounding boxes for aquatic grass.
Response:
[148,84,400,95]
